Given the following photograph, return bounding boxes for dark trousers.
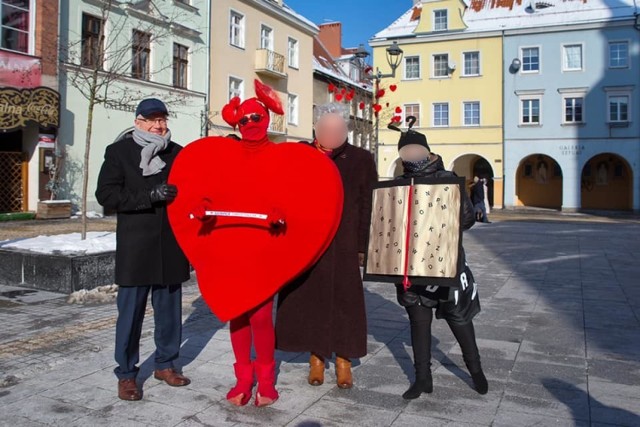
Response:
[405,304,481,375]
[114,284,182,379]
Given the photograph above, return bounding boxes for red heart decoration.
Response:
[395,106,403,113]
[359,102,365,110]
[168,137,344,321]
[346,93,354,101]
[335,94,343,101]
[328,83,336,93]
[377,89,386,98]
[373,104,382,113]
[389,84,397,92]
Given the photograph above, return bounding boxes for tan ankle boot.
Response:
[335,356,353,389]
[308,353,325,386]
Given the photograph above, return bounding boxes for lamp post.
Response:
[353,41,404,164]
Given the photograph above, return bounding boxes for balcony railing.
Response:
[268,111,286,134]
[255,49,287,79]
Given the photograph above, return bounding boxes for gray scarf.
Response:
[132,128,171,176]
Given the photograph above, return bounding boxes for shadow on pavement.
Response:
[137,296,224,384]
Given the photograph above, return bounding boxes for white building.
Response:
[58,0,209,213]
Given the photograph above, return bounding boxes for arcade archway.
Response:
[581,153,632,210]
[450,154,495,207]
[516,154,562,209]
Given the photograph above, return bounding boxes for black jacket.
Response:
[471,181,485,205]
[95,133,190,286]
[396,154,475,305]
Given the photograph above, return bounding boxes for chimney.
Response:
[318,22,343,58]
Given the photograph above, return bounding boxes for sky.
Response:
[285,0,412,50]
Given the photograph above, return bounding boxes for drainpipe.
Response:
[501,30,506,210]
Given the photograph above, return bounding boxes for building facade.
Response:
[0,0,60,213]
[209,0,317,142]
[370,0,504,208]
[467,0,640,211]
[58,0,209,213]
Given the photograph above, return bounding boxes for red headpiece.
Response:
[222,80,284,142]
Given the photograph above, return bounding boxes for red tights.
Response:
[229,298,275,364]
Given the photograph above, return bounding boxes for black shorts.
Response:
[396,264,481,325]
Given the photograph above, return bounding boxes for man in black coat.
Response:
[96,99,191,401]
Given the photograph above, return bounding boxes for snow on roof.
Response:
[372,5,421,40]
[465,0,637,31]
[313,37,370,90]
[372,0,636,40]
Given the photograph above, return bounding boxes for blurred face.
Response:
[315,113,348,149]
[399,145,430,162]
[135,112,169,136]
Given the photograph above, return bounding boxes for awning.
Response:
[0,86,60,131]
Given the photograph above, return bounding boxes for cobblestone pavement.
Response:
[0,219,639,426]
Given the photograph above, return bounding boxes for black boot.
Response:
[402,370,433,400]
[470,370,488,395]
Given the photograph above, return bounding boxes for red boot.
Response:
[226,362,254,406]
[254,360,279,407]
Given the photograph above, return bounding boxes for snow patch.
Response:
[71,211,104,219]
[0,232,116,255]
[67,284,118,304]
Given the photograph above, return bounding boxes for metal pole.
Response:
[374,75,380,165]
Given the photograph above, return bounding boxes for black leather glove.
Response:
[149,183,177,203]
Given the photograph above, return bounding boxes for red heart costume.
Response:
[167,80,343,407]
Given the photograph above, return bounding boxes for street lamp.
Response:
[351,41,404,163]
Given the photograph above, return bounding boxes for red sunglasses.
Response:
[238,114,263,126]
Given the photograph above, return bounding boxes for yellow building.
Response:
[209,0,317,142]
[370,0,503,207]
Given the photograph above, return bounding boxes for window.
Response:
[433,54,449,77]
[563,44,583,71]
[288,37,298,68]
[81,13,104,68]
[0,0,31,53]
[609,41,629,68]
[404,103,420,127]
[132,30,151,80]
[608,95,629,123]
[404,56,420,79]
[172,43,188,89]
[228,76,243,100]
[563,97,584,123]
[463,102,480,126]
[433,9,447,31]
[463,51,480,76]
[521,47,540,72]
[433,103,449,127]
[288,93,298,125]
[521,98,541,124]
[260,24,273,50]
[229,10,245,48]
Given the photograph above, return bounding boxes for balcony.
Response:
[268,111,286,135]
[255,49,287,79]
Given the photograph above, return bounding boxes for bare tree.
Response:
[59,0,198,239]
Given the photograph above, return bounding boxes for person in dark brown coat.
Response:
[276,102,378,389]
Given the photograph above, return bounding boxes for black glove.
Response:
[149,183,178,203]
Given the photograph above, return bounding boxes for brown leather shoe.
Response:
[118,378,142,401]
[154,368,191,387]
[335,356,353,389]
[308,353,325,386]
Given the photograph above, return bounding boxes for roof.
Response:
[465,0,637,31]
[372,4,421,40]
[371,0,637,40]
[312,36,370,91]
